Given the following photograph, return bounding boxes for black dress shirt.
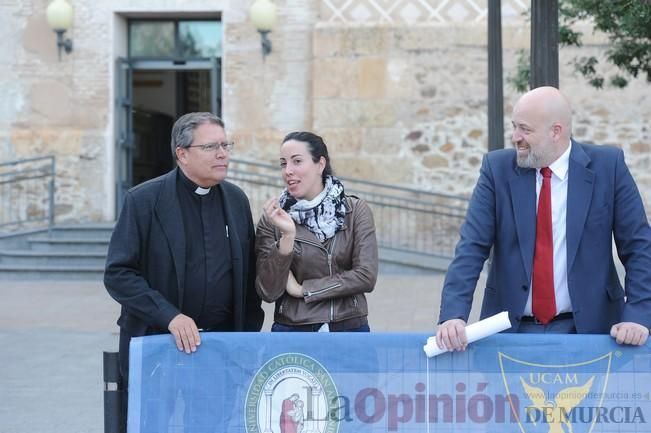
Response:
[177,169,234,330]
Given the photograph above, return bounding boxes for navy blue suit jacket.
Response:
[439,141,651,332]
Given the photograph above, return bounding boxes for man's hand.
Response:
[286,271,303,298]
[610,322,650,346]
[168,314,201,354]
[435,319,468,352]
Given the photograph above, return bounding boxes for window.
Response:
[129,20,222,59]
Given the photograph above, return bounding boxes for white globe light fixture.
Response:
[249,0,277,60]
[46,0,74,60]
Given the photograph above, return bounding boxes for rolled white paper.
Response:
[423,311,512,358]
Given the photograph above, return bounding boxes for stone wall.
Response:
[0,0,649,223]
[0,0,112,222]
[227,0,318,161]
[563,46,651,209]
[301,21,651,210]
[0,0,318,222]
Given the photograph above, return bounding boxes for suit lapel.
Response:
[220,185,243,262]
[219,184,243,282]
[566,141,594,273]
[509,166,537,282]
[219,184,245,329]
[155,168,186,306]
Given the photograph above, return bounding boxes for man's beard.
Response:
[516,148,543,168]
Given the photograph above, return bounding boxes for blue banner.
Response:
[128,333,651,433]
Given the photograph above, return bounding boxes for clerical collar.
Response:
[195,186,211,196]
[178,168,212,196]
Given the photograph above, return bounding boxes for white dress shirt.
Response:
[524,142,573,316]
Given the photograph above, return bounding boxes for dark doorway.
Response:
[131,69,213,185]
[114,18,222,212]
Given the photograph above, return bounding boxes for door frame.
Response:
[114,57,222,214]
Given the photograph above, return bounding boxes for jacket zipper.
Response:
[296,236,341,321]
[307,282,342,295]
[328,236,337,321]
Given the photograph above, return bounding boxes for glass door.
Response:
[115,57,133,211]
[114,18,223,214]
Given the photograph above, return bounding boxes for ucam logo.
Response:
[496,351,647,433]
[245,353,339,433]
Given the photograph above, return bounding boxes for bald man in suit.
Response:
[436,86,651,351]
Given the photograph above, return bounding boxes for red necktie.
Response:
[532,167,556,324]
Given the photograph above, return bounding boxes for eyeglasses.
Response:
[187,141,234,153]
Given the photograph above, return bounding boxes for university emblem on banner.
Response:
[245,352,339,433]
[498,351,613,433]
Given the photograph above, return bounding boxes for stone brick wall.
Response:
[1,0,311,222]
[0,0,113,222]
[0,0,649,224]
[303,21,651,210]
[559,44,651,209]
[226,0,318,162]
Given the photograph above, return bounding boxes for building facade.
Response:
[1,0,649,223]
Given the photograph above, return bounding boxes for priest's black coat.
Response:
[104,168,264,377]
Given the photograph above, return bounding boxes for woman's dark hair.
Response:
[282,131,333,184]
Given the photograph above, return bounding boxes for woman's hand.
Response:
[263,198,296,255]
[263,197,296,236]
[286,271,303,298]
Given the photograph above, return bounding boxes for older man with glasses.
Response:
[104,112,264,431]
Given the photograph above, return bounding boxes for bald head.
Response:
[511,87,573,168]
[515,86,573,136]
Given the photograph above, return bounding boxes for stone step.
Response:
[0,250,107,267]
[41,223,115,239]
[0,264,104,280]
[27,237,110,253]
[378,248,451,274]
[1,225,451,278]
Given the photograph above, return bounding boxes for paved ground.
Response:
[0,272,485,433]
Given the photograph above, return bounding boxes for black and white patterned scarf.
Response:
[279,175,346,242]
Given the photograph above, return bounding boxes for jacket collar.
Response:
[294,196,354,244]
[154,168,186,303]
[219,182,243,265]
[510,161,537,282]
[566,139,594,272]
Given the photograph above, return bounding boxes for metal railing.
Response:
[229,158,469,259]
[0,156,56,231]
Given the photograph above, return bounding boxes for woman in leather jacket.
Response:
[255,131,378,332]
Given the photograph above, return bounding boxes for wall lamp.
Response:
[249,0,277,61]
[46,0,74,61]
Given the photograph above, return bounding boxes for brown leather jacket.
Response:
[255,196,378,326]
